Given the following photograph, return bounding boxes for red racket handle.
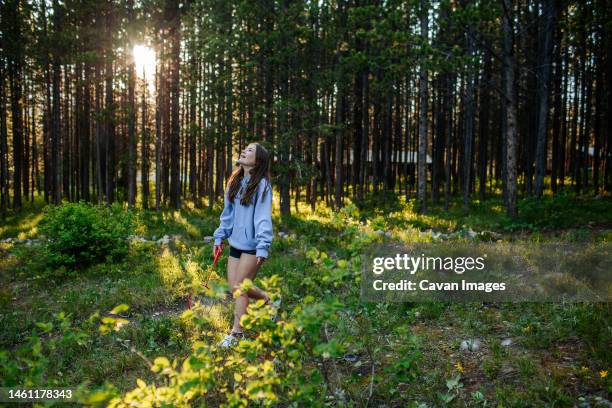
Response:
[203,244,223,291]
[213,244,223,266]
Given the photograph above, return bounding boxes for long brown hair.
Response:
[227,142,271,205]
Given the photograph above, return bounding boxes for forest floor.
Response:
[1,191,611,406]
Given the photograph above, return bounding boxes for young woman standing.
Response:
[213,142,279,348]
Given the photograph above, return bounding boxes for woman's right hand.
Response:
[213,243,224,257]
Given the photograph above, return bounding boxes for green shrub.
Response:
[39,202,134,269]
[518,191,574,228]
[516,191,612,229]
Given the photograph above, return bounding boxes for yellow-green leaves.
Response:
[109,303,129,315]
[233,278,254,298]
[136,378,147,389]
[36,322,54,333]
[151,357,171,374]
[99,304,130,334]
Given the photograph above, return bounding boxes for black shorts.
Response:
[229,245,256,259]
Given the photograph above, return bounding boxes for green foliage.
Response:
[0,312,92,389]
[39,202,135,269]
[2,192,611,406]
[505,191,612,230]
[89,284,335,407]
[383,331,422,384]
[0,332,47,388]
[438,374,463,404]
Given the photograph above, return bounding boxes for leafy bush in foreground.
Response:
[40,202,134,269]
[81,279,346,408]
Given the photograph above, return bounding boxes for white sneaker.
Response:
[218,332,244,348]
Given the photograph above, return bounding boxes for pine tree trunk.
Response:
[534,0,556,197]
[168,1,181,209]
[51,1,62,205]
[23,74,30,202]
[444,74,454,210]
[550,24,562,193]
[478,54,491,202]
[155,57,162,210]
[463,22,476,211]
[372,68,381,194]
[105,58,115,205]
[334,88,344,209]
[417,0,429,213]
[62,65,70,200]
[360,70,369,201]
[141,67,149,210]
[189,49,197,202]
[95,62,104,204]
[9,49,24,209]
[127,23,137,206]
[502,0,518,217]
[0,59,8,215]
[352,68,363,201]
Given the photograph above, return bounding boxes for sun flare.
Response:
[133,44,156,90]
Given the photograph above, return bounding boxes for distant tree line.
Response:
[0,0,610,218]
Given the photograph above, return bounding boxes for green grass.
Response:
[0,189,611,406]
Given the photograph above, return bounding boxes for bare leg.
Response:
[227,255,269,302]
[228,253,268,333]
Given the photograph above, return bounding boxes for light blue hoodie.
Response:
[213,174,273,258]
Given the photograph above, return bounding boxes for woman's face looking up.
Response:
[238,144,257,167]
